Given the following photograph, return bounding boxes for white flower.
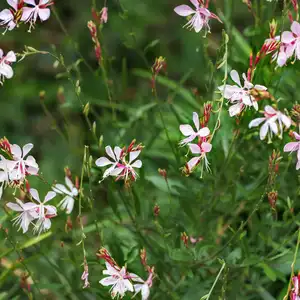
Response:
[282,21,300,61]
[174,0,221,34]
[179,112,210,146]
[0,156,10,199]
[99,262,134,299]
[218,70,267,117]
[52,176,78,214]
[0,0,18,32]
[249,105,291,140]
[29,188,57,235]
[95,146,123,178]
[187,142,212,171]
[7,143,39,180]
[21,0,52,31]
[119,150,143,181]
[6,199,38,233]
[0,49,16,85]
[130,273,153,300]
[284,131,300,170]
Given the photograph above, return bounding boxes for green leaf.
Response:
[259,263,277,282]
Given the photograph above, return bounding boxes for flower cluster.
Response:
[97,247,154,300]
[0,138,39,199]
[95,140,143,184]
[179,109,212,174]
[0,0,53,33]
[249,105,291,141]
[218,70,267,117]
[174,0,221,35]
[0,49,16,85]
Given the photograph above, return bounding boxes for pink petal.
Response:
[0,63,13,79]
[296,159,300,170]
[269,121,278,135]
[7,0,18,11]
[264,105,277,115]
[107,166,123,176]
[277,51,287,67]
[192,112,199,131]
[180,124,195,136]
[189,0,199,9]
[282,31,295,44]
[5,51,16,63]
[201,142,212,153]
[187,157,199,171]
[38,8,50,21]
[99,276,118,286]
[11,144,22,159]
[280,114,291,128]
[174,5,195,17]
[0,9,14,21]
[291,21,300,36]
[295,42,300,60]
[229,103,243,117]
[193,14,204,33]
[6,202,22,211]
[24,0,37,5]
[20,7,34,21]
[189,144,201,154]
[230,70,241,86]
[294,132,300,140]
[284,142,299,152]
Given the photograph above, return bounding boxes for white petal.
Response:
[141,284,150,300]
[254,84,267,91]
[5,51,16,63]
[269,121,278,134]
[282,31,295,44]
[131,160,142,169]
[291,21,300,36]
[99,276,118,286]
[189,144,201,154]
[38,8,50,21]
[30,188,40,202]
[53,184,70,195]
[230,70,241,86]
[11,144,22,159]
[95,157,113,167]
[193,14,204,33]
[20,7,34,21]
[114,146,122,160]
[229,103,243,117]
[201,142,212,153]
[198,127,210,137]
[265,105,277,115]
[7,0,18,10]
[129,151,141,163]
[22,143,33,157]
[0,9,13,21]
[180,124,195,136]
[192,112,200,131]
[280,114,291,128]
[260,123,269,140]
[44,191,56,203]
[105,146,116,161]
[109,167,124,176]
[65,176,74,191]
[0,63,13,79]
[249,118,266,128]
[6,202,22,211]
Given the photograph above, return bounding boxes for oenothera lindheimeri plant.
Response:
[0,0,299,299]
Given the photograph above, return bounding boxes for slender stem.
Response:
[202,260,226,300]
[283,228,300,300]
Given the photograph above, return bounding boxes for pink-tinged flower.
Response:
[95,146,123,178]
[29,188,57,234]
[0,49,16,85]
[187,141,212,171]
[0,0,19,32]
[81,268,90,289]
[291,274,300,299]
[52,176,78,214]
[6,198,38,233]
[115,150,143,182]
[174,0,221,34]
[0,156,10,199]
[99,262,134,299]
[249,105,291,140]
[6,143,39,180]
[179,112,210,146]
[218,70,267,117]
[21,0,53,31]
[282,21,300,62]
[130,270,153,300]
[284,132,300,170]
[100,6,108,24]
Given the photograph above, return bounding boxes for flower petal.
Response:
[249,118,266,128]
[38,8,50,21]
[6,202,22,211]
[291,21,300,36]
[131,160,142,169]
[259,122,269,140]
[7,0,18,10]
[189,144,201,154]
[187,157,199,171]
[180,124,195,136]
[99,276,118,286]
[230,70,241,87]
[201,142,212,153]
[95,157,113,167]
[30,188,40,202]
[282,31,295,44]
[105,146,116,161]
[20,7,34,22]
[192,112,199,131]
[284,142,299,152]
[129,151,141,163]
[22,143,33,157]
[198,127,210,137]
[174,5,195,16]
[44,191,56,203]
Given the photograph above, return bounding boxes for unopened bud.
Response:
[158,168,167,179]
[153,204,160,217]
[268,191,278,209]
[181,232,189,248]
[83,102,90,117]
